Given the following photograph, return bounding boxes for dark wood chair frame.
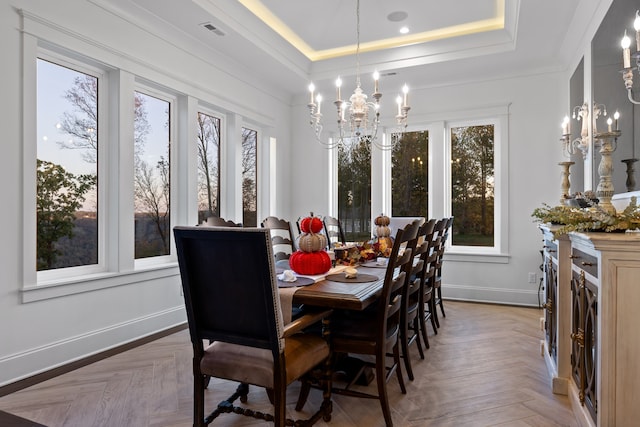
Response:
[417,219,438,342]
[297,220,420,427]
[261,216,296,262]
[201,216,242,227]
[173,226,333,427]
[322,215,346,247]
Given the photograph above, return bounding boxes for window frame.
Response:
[133,82,177,267]
[376,106,509,262]
[195,106,224,223]
[33,49,108,283]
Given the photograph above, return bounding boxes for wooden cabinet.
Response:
[539,227,640,427]
[539,226,573,396]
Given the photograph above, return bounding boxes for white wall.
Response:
[291,71,569,306]
[0,0,292,386]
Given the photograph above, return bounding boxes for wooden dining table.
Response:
[278,262,388,322]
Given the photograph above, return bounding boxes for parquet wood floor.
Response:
[0,301,578,426]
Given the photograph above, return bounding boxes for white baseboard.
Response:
[442,283,540,307]
[0,306,186,387]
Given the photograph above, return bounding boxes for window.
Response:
[196,111,221,223]
[391,130,429,217]
[241,127,257,227]
[338,137,371,242]
[134,90,172,259]
[36,58,99,271]
[450,123,495,247]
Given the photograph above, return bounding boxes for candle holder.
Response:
[593,130,621,214]
[558,161,575,205]
[621,158,638,192]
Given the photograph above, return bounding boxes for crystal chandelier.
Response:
[307,0,410,150]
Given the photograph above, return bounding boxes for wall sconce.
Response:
[620,10,640,104]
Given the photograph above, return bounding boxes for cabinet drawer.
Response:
[571,248,598,278]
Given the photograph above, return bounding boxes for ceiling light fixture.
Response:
[307,0,410,150]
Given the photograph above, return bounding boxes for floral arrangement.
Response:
[532,196,640,235]
[334,241,390,266]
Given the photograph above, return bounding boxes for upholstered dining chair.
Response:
[173,226,333,427]
[322,215,346,247]
[261,216,296,264]
[298,219,420,427]
[202,216,242,227]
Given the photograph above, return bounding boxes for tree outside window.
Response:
[242,127,257,227]
[338,138,371,242]
[36,59,99,271]
[197,112,220,223]
[451,124,495,247]
[134,92,170,259]
[392,130,429,217]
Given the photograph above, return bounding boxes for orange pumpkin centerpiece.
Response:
[374,213,393,256]
[289,213,331,275]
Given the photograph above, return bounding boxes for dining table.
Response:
[277,261,389,324]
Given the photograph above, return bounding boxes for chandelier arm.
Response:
[628,89,640,105]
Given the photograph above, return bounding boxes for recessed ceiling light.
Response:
[399,26,409,34]
[387,11,408,22]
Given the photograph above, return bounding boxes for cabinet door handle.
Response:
[581,261,594,267]
[570,255,579,259]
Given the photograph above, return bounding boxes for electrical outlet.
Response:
[528,272,537,283]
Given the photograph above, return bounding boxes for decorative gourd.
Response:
[289,250,332,275]
[374,213,390,226]
[299,212,323,234]
[298,232,327,252]
[374,213,391,237]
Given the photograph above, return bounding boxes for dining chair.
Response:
[202,216,242,227]
[433,216,454,321]
[173,226,333,427]
[429,217,449,328]
[323,215,346,247]
[398,218,435,381]
[414,219,438,346]
[303,219,420,427]
[261,216,296,264]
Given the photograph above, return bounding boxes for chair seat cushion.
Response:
[330,311,399,354]
[200,334,329,388]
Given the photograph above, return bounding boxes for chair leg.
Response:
[393,343,406,394]
[376,353,394,427]
[414,317,426,357]
[194,372,205,427]
[295,380,311,411]
[431,296,440,328]
[437,286,446,318]
[400,325,414,381]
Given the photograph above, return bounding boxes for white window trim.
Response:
[31,48,109,285]
[444,108,509,258]
[376,105,510,262]
[133,82,178,268]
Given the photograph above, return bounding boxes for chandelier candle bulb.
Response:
[614,111,620,130]
[309,83,315,104]
[562,116,570,135]
[607,117,613,132]
[316,94,322,115]
[336,77,342,101]
[635,10,640,50]
[396,96,402,116]
[373,71,379,93]
[403,84,409,107]
[622,30,631,69]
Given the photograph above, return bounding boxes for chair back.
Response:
[202,216,242,227]
[173,226,284,357]
[261,216,296,262]
[323,215,346,247]
[378,219,421,349]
